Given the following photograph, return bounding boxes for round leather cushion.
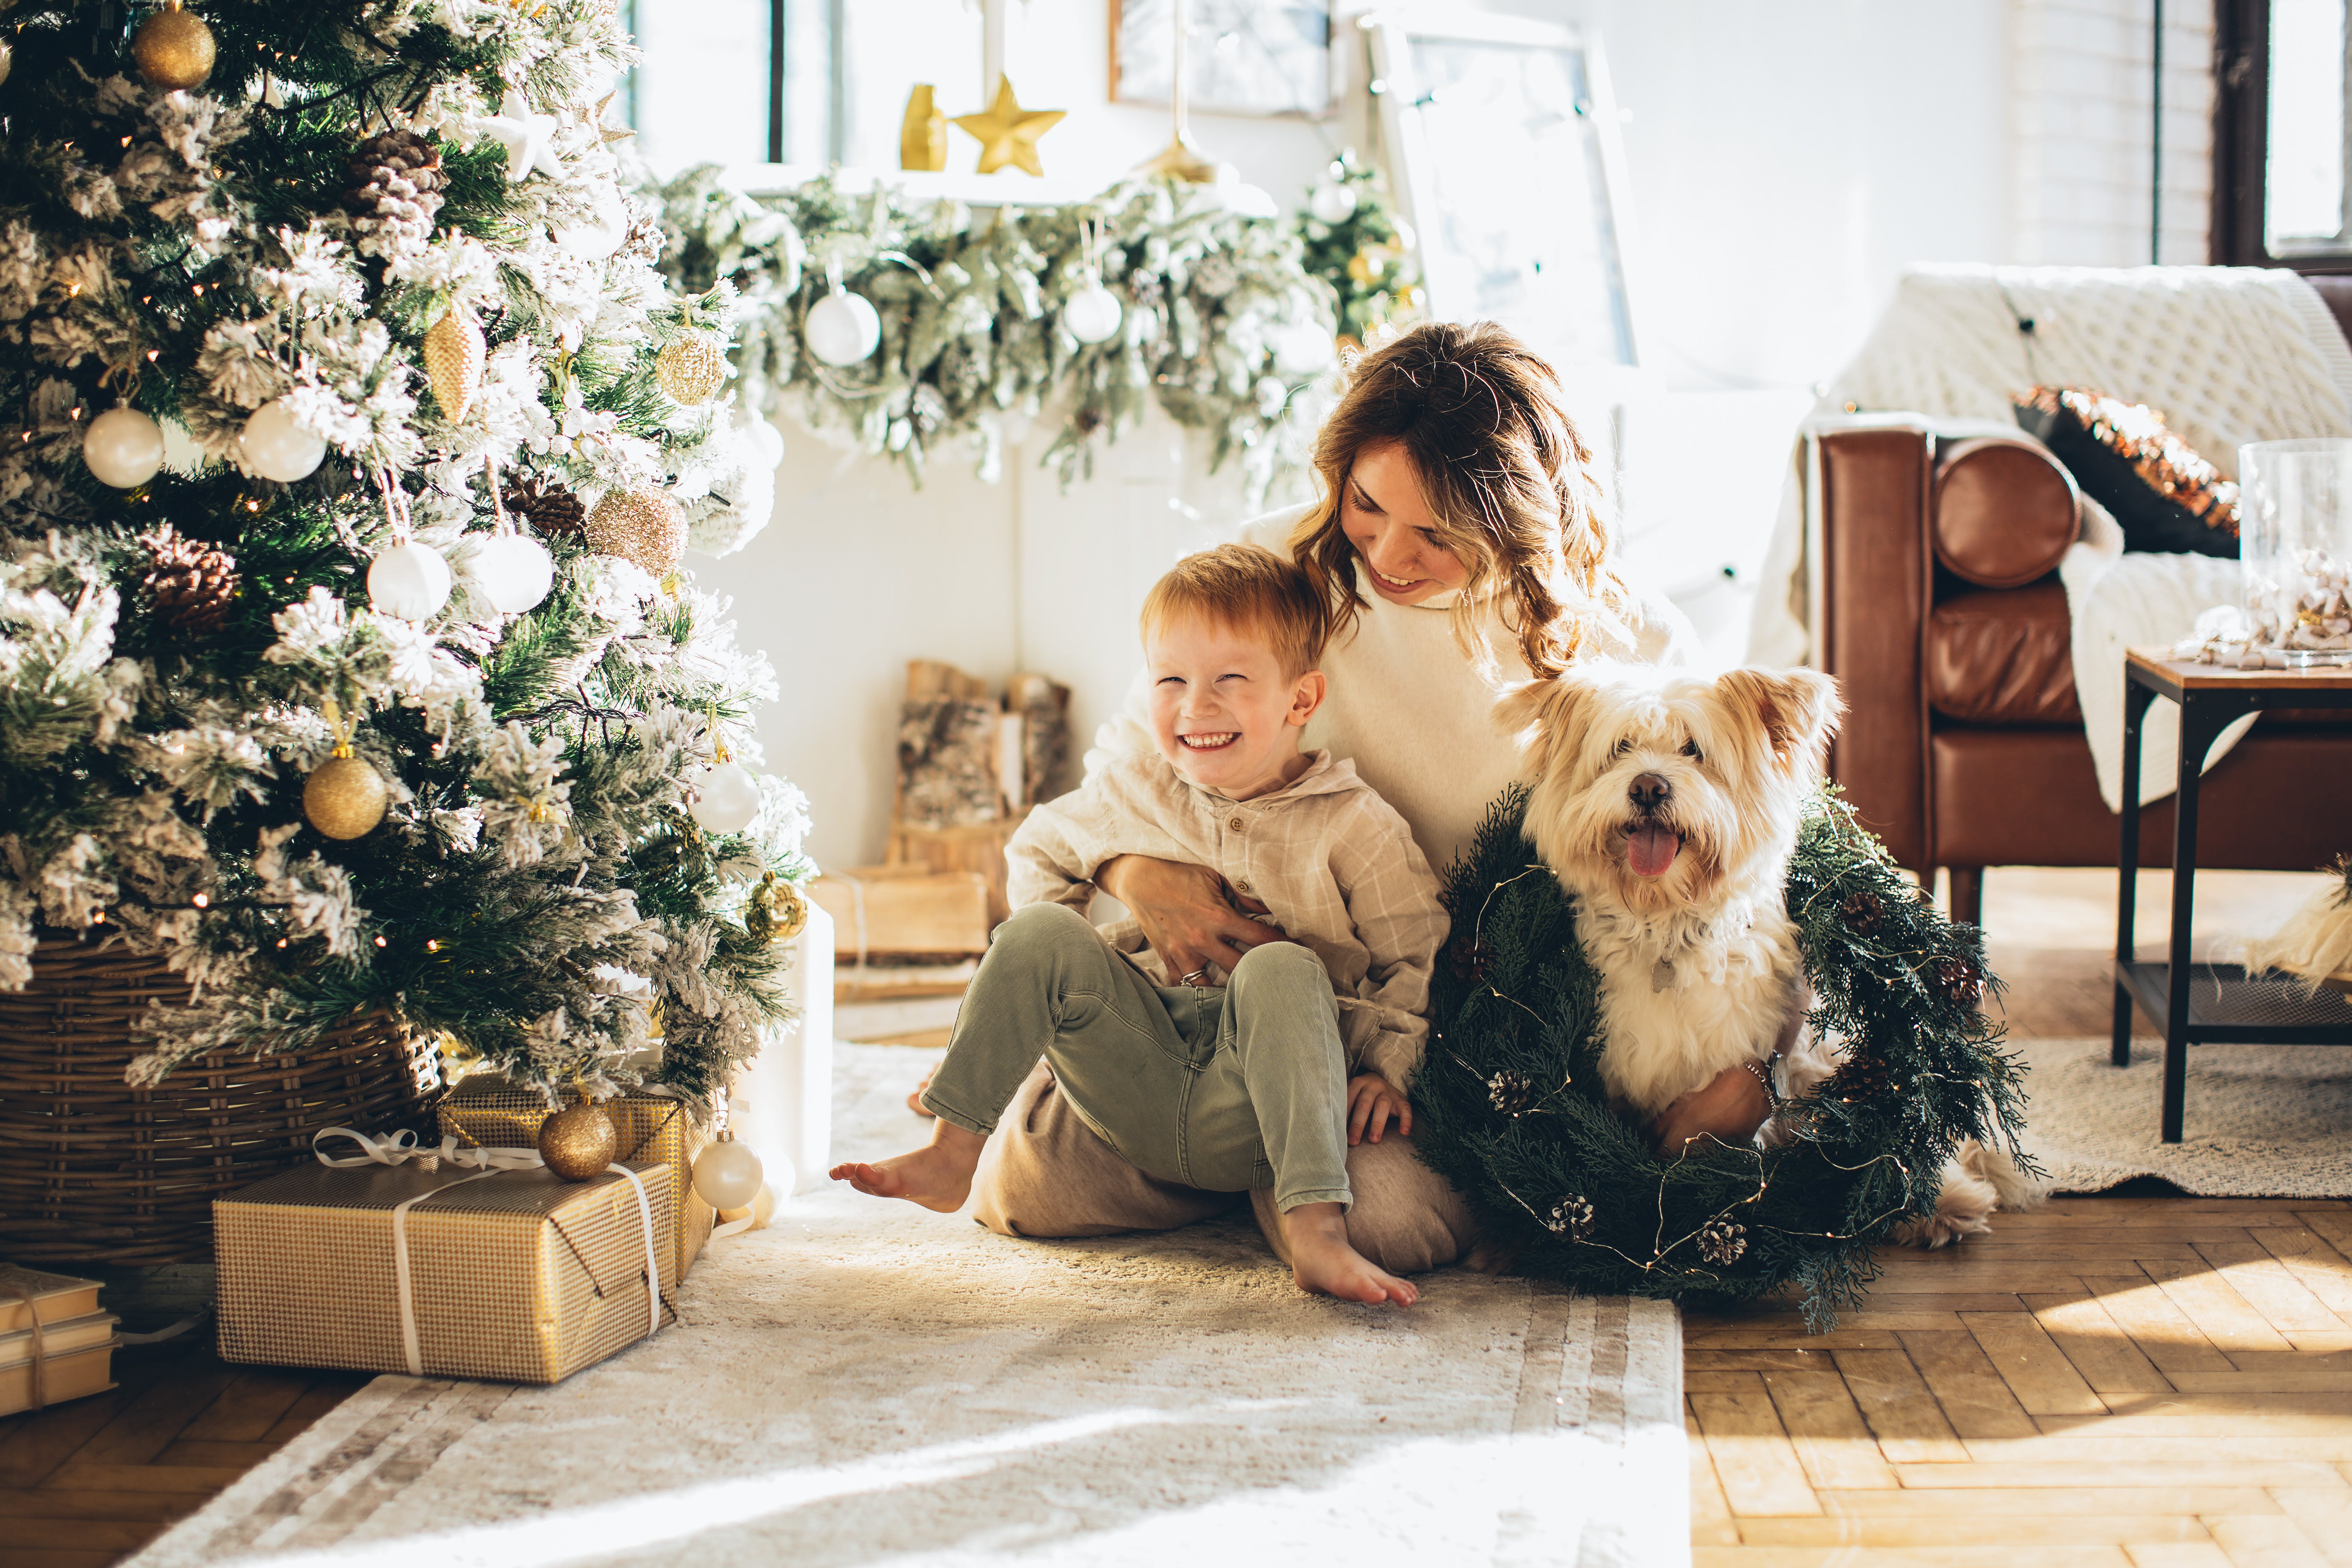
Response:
[1932,435,2079,588]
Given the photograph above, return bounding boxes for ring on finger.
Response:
[1181,968,1209,985]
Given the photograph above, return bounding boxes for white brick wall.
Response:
[2013,0,2215,265]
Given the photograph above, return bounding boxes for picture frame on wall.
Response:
[1367,9,1644,370]
[1111,0,1335,118]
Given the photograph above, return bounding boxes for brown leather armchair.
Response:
[1812,282,2352,927]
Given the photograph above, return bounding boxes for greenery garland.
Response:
[1419,787,2034,1327]
[647,166,1338,501]
[1291,151,1424,347]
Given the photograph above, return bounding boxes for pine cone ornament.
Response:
[1839,888,1883,936]
[503,475,587,538]
[1545,1195,1595,1242]
[1933,956,1986,1008]
[1697,1218,1748,1266]
[1486,1069,1535,1116]
[141,526,240,634]
[346,128,445,259]
[1448,939,1490,985]
[1827,1048,1896,1103]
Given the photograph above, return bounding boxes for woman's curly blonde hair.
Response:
[1288,320,1636,681]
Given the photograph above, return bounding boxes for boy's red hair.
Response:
[1139,543,1331,676]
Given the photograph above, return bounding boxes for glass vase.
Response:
[2239,438,2352,667]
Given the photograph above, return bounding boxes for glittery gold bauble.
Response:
[538,1099,618,1181]
[654,335,726,407]
[304,755,388,840]
[131,3,216,92]
[585,486,686,576]
[745,872,808,945]
[422,308,484,424]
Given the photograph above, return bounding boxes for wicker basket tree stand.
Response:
[0,937,440,1266]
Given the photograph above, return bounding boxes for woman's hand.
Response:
[1347,1073,1412,1145]
[1652,1063,1769,1157]
[1095,854,1283,981]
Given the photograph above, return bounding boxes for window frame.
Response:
[2214,0,2352,271]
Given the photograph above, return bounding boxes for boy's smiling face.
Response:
[1145,613,1326,801]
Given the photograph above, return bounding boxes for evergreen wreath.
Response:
[1419,787,2035,1327]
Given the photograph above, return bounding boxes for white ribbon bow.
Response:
[311,1126,661,1377]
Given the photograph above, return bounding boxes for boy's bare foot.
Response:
[828,1119,984,1213]
[1280,1201,1418,1306]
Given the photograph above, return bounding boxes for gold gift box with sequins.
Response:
[215,1161,672,1384]
[437,1079,714,1286]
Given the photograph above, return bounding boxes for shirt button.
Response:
[1228,815,1244,830]
[1237,878,1252,893]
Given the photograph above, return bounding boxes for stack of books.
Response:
[0,1264,119,1415]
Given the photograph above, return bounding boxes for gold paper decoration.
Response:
[422,308,485,423]
[131,2,216,92]
[654,335,726,407]
[585,486,686,576]
[538,1099,618,1180]
[900,84,947,171]
[952,76,1064,177]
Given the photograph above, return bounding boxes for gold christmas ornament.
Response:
[304,697,389,839]
[745,871,808,945]
[422,308,485,424]
[952,75,1064,177]
[537,1098,618,1181]
[585,486,686,576]
[131,2,216,92]
[899,84,947,171]
[654,335,727,406]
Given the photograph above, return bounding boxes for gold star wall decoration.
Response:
[952,75,1064,176]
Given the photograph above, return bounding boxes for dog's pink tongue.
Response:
[1628,824,1680,877]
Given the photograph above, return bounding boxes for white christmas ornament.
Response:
[804,290,881,366]
[1309,181,1358,225]
[82,404,165,488]
[692,1138,765,1210]
[1273,322,1335,377]
[690,761,762,833]
[367,540,451,621]
[237,399,327,482]
[473,533,554,614]
[556,188,629,260]
[1064,278,1124,345]
[483,88,560,183]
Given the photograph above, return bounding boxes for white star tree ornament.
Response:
[483,88,561,182]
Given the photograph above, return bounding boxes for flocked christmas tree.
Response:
[0,0,811,1112]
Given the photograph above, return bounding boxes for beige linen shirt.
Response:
[1006,748,1449,1093]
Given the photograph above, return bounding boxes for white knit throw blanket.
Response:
[1749,263,2352,809]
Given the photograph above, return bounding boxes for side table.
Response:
[2113,649,2352,1143]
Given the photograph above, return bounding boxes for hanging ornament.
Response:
[131,1,216,92]
[140,525,240,634]
[368,541,451,621]
[951,74,1066,176]
[556,187,630,261]
[474,533,553,614]
[804,286,881,367]
[1062,212,1124,347]
[345,127,445,258]
[502,474,587,538]
[691,1131,764,1210]
[538,1098,618,1181]
[422,307,484,424]
[482,88,561,183]
[82,404,165,488]
[1309,179,1359,226]
[654,334,728,406]
[237,399,327,483]
[744,871,809,945]
[304,698,389,841]
[585,486,687,575]
[691,761,762,835]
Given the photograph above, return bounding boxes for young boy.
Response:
[831,543,1448,1306]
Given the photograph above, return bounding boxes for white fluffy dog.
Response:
[1500,662,2031,1246]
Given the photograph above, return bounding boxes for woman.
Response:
[966,321,1778,1273]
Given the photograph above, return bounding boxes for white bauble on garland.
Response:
[1309,180,1359,225]
[804,290,881,366]
[82,405,165,488]
[473,533,554,614]
[556,189,630,261]
[1063,278,1124,345]
[690,761,762,833]
[368,541,451,621]
[237,399,327,482]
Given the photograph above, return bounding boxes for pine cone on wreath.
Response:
[140,525,240,634]
[502,475,587,539]
[1826,1048,1896,1103]
[1448,938,1490,985]
[345,127,445,259]
[1932,956,1986,1009]
[1546,1195,1595,1241]
[1696,1218,1748,1266]
[1486,1069,1535,1116]
[1839,888,1883,936]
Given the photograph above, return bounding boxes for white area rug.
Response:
[2022,1035,2352,1197]
[128,1045,1689,1568]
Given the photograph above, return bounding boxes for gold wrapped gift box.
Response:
[437,1078,714,1285]
[216,1159,672,1384]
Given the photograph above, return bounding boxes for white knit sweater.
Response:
[1088,505,1698,873]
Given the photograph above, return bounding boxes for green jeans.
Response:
[920,902,1353,1212]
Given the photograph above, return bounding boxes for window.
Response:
[2215,0,2352,268]
[623,0,844,171]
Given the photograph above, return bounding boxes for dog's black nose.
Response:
[1628,773,1671,814]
